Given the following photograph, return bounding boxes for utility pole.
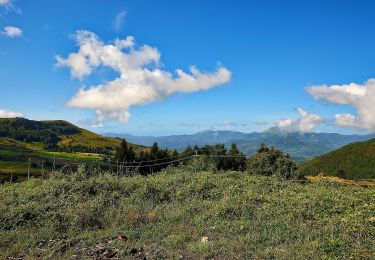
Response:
[27,158,31,180]
[194,150,198,174]
[116,159,119,176]
[41,161,44,178]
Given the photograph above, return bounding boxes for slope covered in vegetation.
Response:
[0,168,373,259]
[0,137,103,179]
[0,118,144,154]
[300,138,375,179]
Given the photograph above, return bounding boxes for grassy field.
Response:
[0,137,104,181]
[0,168,373,259]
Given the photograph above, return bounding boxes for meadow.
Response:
[0,137,103,181]
[0,166,373,259]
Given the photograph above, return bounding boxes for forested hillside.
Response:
[300,138,375,179]
[0,118,141,154]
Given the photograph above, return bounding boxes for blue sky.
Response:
[1,0,375,135]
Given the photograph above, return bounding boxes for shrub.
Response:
[247,144,303,180]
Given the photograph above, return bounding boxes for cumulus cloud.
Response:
[2,26,22,38]
[0,108,24,118]
[0,0,11,7]
[113,10,126,31]
[56,30,231,122]
[307,79,375,132]
[276,108,324,132]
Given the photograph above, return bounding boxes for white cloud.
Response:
[77,118,105,128]
[276,108,324,132]
[91,122,104,128]
[0,108,24,118]
[2,26,22,38]
[218,121,238,128]
[307,79,375,132]
[56,30,231,122]
[113,10,126,31]
[0,0,20,13]
[0,0,11,7]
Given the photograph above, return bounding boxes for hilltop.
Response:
[105,128,374,163]
[300,138,375,179]
[0,118,125,154]
[0,118,144,178]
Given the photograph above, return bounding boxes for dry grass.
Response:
[308,175,375,188]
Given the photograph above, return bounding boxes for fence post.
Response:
[53,156,56,172]
[194,150,199,174]
[41,161,44,178]
[10,171,12,183]
[27,158,31,180]
[117,159,119,176]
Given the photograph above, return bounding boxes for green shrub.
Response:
[247,144,303,180]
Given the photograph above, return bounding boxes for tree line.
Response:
[114,139,303,179]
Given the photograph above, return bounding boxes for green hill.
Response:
[300,138,375,179]
[0,118,125,154]
[0,118,144,178]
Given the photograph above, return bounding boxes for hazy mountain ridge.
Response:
[105,129,374,162]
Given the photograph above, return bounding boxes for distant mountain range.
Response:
[104,128,375,163]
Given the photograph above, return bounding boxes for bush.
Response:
[247,144,304,180]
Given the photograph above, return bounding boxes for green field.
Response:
[0,168,373,259]
[0,137,103,179]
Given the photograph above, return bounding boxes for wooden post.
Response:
[97,160,99,176]
[41,161,44,178]
[10,171,12,183]
[53,156,56,172]
[27,158,31,180]
[116,159,119,176]
[194,150,198,174]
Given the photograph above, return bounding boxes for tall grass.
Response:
[0,167,374,259]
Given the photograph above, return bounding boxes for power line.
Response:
[118,151,195,165]
[26,153,248,170]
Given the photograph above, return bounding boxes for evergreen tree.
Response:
[115,139,136,163]
[247,144,303,180]
[227,143,246,171]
